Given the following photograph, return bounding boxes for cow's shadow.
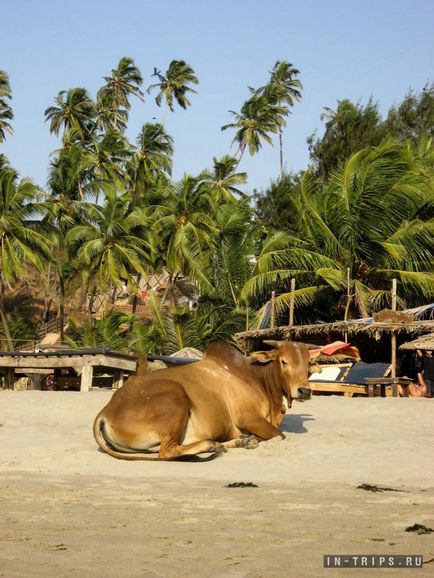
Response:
[280,413,314,434]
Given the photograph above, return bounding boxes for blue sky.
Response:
[1,0,433,193]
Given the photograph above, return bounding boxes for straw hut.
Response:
[234,304,434,373]
[399,332,434,352]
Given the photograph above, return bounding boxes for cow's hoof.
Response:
[236,435,259,450]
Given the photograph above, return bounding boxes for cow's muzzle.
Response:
[297,387,312,400]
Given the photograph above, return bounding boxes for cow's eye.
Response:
[281,359,288,366]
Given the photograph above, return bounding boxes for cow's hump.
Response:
[203,342,243,366]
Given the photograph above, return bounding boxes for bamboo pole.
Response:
[391,278,397,394]
[344,267,351,343]
[270,291,276,329]
[289,278,295,327]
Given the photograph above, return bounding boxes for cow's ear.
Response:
[250,350,276,365]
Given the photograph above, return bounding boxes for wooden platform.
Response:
[0,349,137,392]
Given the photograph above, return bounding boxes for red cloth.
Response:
[309,341,360,360]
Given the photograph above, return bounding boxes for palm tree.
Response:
[242,142,434,320]
[222,94,285,165]
[151,175,217,288]
[147,60,199,121]
[96,89,129,133]
[42,153,89,337]
[214,203,254,305]
[85,128,131,203]
[44,87,96,143]
[200,155,247,204]
[262,61,302,176]
[66,311,134,350]
[0,163,51,349]
[48,143,94,200]
[128,123,174,199]
[65,191,154,320]
[0,71,13,143]
[97,57,144,132]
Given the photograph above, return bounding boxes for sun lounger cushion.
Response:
[309,366,348,382]
[341,362,390,385]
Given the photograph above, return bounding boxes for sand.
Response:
[0,390,433,577]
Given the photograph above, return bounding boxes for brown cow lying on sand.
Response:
[93,340,311,461]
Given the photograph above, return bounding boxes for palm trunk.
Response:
[131,274,142,315]
[279,127,284,178]
[0,282,13,351]
[42,262,52,323]
[104,286,117,313]
[222,248,238,307]
[79,282,87,311]
[88,286,97,325]
[58,274,65,341]
[233,145,245,170]
[161,272,179,309]
[161,100,169,126]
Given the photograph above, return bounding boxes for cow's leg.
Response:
[239,417,285,441]
[221,434,259,450]
[158,434,226,459]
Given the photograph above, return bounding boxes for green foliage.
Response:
[0,70,13,143]
[44,87,96,144]
[384,83,434,141]
[222,94,283,160]
[0,161,51,347]
[97,57,144,132]
[66,311,133,350]
[307,98,386,181]
[243,142,434,319]
[128,293,247,355]
[127,123,174,199]
[253,172,303,232]
[66,191,154,293]
[308,86,434,181]
[0,62,433,353]
[148,60,199,115]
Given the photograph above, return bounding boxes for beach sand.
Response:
[0,391,433,577]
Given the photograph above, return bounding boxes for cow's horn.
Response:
[262,339,283,348]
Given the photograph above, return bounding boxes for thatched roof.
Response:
[399,332,434,351]
[234,320,434,352]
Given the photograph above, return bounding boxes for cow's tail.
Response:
[92,415,220,462]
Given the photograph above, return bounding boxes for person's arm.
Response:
[417,371,428,387]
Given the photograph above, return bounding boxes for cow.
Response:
[93,340,311,461]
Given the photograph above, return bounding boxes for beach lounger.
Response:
[309,362,392,397]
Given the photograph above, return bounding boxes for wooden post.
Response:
[80,365,94,392]
[112,369,124,390]
[391,278,397,394]
[270,291,276,329]
[289,278,296,327]
[344,267,351,343]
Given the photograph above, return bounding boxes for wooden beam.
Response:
[391,278,397,387]
[14,368,52,375]
[0,353,136,372]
